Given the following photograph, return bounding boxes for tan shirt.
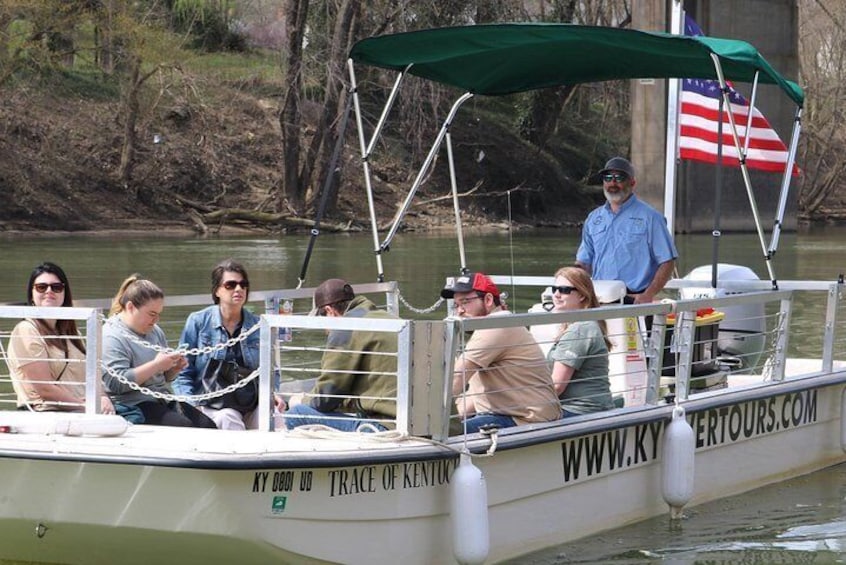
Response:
[7,320,86,411]
[458,314,561,425]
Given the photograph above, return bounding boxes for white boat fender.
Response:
[54,415,129,437]
[450,453,489,565]
[661,406,695,519]
[0,413,129,437]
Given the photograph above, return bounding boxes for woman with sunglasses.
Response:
[547,266,615,418]
[102,275,216,428]
[7,262,114,413]
[174,259,261,430]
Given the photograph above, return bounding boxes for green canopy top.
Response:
[349,23,804,106]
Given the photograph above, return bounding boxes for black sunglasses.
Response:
[33,282,66,293]
[222,280,249,290]
[551,285,576,295]
[602,173,628,183]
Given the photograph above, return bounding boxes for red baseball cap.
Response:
[441,272,500,299]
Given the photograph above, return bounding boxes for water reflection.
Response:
[514,463,846,564]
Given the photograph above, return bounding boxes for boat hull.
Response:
[0,376,842,565]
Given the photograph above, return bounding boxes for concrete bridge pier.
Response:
[632,0,799,234]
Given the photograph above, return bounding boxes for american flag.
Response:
[679,15,796,175]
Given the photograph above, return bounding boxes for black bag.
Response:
[200,358,259,414]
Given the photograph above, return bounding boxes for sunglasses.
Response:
[551,285,576,295]
[602,173,629,183]
[33,282,66,293]
[222,280,249,290]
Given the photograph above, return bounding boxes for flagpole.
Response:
[711,77,725,290]
[664,0,685,237]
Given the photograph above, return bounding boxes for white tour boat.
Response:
[0,15,843,565]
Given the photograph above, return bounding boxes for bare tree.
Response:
[797,0,846,218]
[278,0,309,212]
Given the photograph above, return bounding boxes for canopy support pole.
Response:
[379,92,474,255]
[445,130,468,272]
[349,59,412,281]
[709,54,777,288]
[768,108,802,256]
[742,73,761,157]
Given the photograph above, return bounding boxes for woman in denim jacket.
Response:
[174,259,261,430]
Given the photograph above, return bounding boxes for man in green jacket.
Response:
[283,278,398,432]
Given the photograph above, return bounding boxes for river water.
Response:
[0,226,844,564]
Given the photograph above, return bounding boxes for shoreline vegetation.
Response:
[1,3,844,237]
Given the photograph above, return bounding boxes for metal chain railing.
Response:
[398,291,445,315]
[100,362,260,404]
[117,322,261,356]
[101,314,265,403]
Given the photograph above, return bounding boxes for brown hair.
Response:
[26,262,85,354]
[211,259,250,305]
[110,274,165,316]
[553,266,612,350]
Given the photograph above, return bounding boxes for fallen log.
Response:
[201,208,359,232]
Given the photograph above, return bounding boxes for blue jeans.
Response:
[461,413,516,434]
[561,408,584,419]
[284,404,387,432]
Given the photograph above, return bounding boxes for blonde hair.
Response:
[553,266,612,350]
[110,274,165,316]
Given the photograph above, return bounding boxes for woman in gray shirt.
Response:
[102,274,215,428]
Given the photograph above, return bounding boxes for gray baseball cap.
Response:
[598,157,635,179]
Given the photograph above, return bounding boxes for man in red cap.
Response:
[282,278,398,432]
[442,272,561,434]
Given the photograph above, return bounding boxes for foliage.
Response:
[1,0,840,232]
[167,0,246,51]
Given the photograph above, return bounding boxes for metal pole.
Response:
[709,53,777,286]
[769,108,802,255]
[85,309,100,415]
[664,0,685,236]
[710,75,725,289]
[380,92,474,254]
[258,317,274,431]
[349,58,387,281]
[297,89,354,288]
[445,131,467,271]
[742,72,760,157]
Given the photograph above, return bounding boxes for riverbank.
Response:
[0,71,596,238]
[1,71,839,237]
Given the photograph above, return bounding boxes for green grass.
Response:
[180,49,282,85]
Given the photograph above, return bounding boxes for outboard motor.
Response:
[679,264,766,371]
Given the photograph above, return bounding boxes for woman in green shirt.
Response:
[547,266,614,417]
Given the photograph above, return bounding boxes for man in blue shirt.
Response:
[576,157,677,304]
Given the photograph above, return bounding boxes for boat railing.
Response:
[667,277,844,374]
[0,283,401,421]
[438,276,843,436]
[71,281,401,342]
[0,280,841,439]
[0,306,102,413]
[258,312,412,434]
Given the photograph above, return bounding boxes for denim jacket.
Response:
[173,305,261,403]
